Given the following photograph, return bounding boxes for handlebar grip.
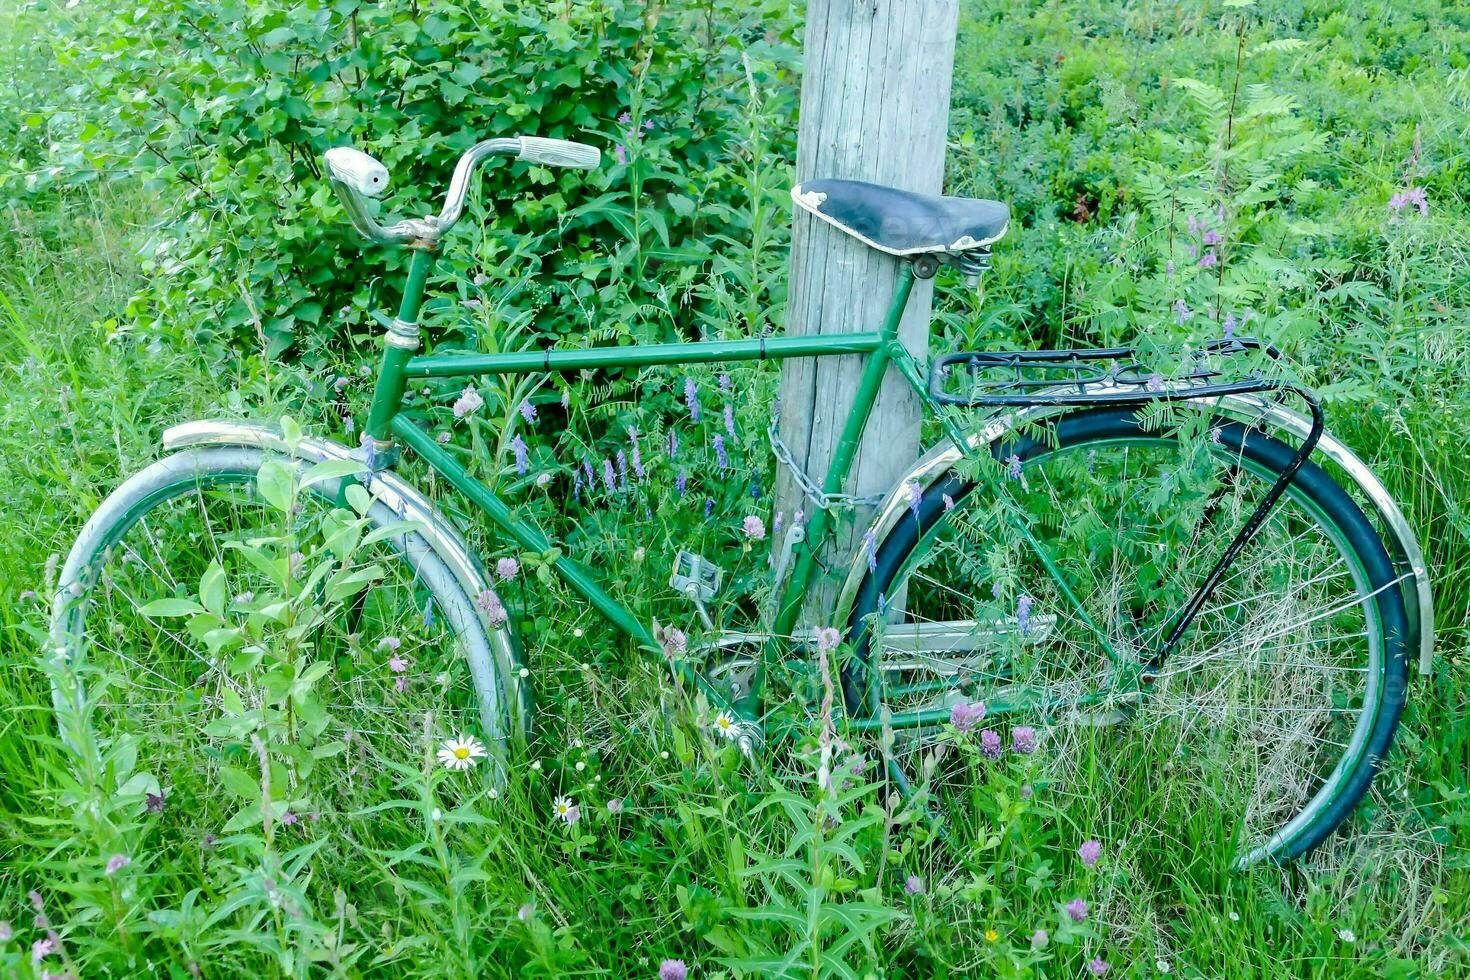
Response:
[517,136,601,170]
[324,146,390,198]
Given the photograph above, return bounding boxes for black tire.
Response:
[846,408,1409,866]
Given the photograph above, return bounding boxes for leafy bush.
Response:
[54,0,798,358]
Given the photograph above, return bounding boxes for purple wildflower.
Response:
[714,434,729,470]
[704,497,714,518]
[814,626,841,651]
[676,471,688,496]
[628,428,644,478]
[602,458,616,493]
[1017,594,1034,634]
[607,798,625,814]
[684,377,700,422]
[1088,957,1109,976]
[1223,312,1237,339]
[1202,228,1222,246]
[510,434,528,475]
[1166,260,1175,278]
[452,385,483,418]
[618,111,632,125]
[742,515,766,540]
[582,458,595,486]
[517,902,535,922]
[1187,214,1201,235]
[1007,454,1023,480]
[281,810,300,826]
[519,400,537,423]
[1079,839,1103,867]
[146,791,166,814]
[719,373,732,393]
[1147,372,1165,392]
[497,557,519,580]
[906,480,922,519]
[0,921,10,941]
[942,493,955,511]
[437,430,451,445]
[1174,299,1192,325]
[32,937,54,963]
[658,960,688,980]
[657,624,688,656]
[613,143,628,165]
[724,403,736,437]
[773,511,784,535]
[904,874,925,895]
[951,701,986,732]
[105,854,131,875]
[1031,929,1049,948]
[388,653,409,673]
[667,428,679,461]
[979,729,1003,758]
[1199,249,1218,269]
[476,590,508,626]
[1012,726,1038,755]
[1066,898,1089,922]
[1389,186,1429,215]
[864,530,878,572]
[616,450,629,490]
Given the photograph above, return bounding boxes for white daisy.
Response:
[713,711,739,740]
[437,735,487,771]
[553,796,580,825]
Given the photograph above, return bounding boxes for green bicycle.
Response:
[50,135,1433,868]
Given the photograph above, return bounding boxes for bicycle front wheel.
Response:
[847,408,1409,868]
[50,446,525,822]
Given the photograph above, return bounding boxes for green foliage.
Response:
[51,0,798,358]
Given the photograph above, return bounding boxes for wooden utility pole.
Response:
[775,0,959,616]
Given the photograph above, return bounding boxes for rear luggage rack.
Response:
[929,338,1285,408]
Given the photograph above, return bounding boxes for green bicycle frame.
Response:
[363,247,934,728]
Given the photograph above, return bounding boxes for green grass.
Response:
[2,0,1468,977]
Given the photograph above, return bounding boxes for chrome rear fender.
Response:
[836,395,1434,676]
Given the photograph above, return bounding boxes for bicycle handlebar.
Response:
[325,135,601,247]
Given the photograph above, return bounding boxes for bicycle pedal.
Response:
[670,550,724,603]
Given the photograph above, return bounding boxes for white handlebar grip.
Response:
[517,136,601,170]
[324,146,390,198]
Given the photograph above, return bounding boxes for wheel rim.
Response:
[52,460,497,822]
[858,422,1392,867]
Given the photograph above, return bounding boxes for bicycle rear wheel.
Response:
[50,446,524,825]
[846,408,1408,868]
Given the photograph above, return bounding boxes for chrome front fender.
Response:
[835,395,1435,676]
[161,419,532,725]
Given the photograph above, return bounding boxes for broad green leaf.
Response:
[139,597,205,617]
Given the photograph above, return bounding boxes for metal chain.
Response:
[766,425,887,511]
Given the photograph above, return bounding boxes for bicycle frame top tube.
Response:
[361,248,924,724]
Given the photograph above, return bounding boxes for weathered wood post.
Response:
[774,0,959,616]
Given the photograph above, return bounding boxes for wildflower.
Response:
[510,434,528,475]
[950,701,986,732]
[1031,929,1049,948]
[602,458,617,493]
[497,557,519,580]
[1079,839,1102,867]
[877,592,889,615]
[712,711,739,740]
[742,515,766,540]
[684,376,700,421]
[452,385,483,418]
[618,111,632,124]
[1088,957,1109,975]
[334,375,351,390]
[1337,928,1356,943]
[1198,249,1218,269]
[906,480,922,518]
[1223,312,1237,339]
[942,493,955,511]
[437,431,452,444]
[517,902,535,921]
[1174,299,1192,325]
[519,400,537,423]
[1166,260,1175,278]
[1157,958,1172,973]
[714,433,729,470]
[379,636,402,652]
[105,854,131,875]
[814,626,841,651]
[656,624,688,656]
[613,143,628,165]
[289,551,306,575]
[476,590,508,626]
[1202,228,1222,246]
[724,403,736,437]
[1017,594,1034,634]
[1066,898,1088,922]
[704,497,714,518]
[1388,186,1428,216]
[1187,214,1200,235]
[985,928,1000,942]
[536,472,551,488]
[628,428,644,478]
[32,937,55,963]
[202,832,217,848]
[773,511,784,535]
[904,874,925,895]
[616,450,629,489]
[979,729,1003,758]
[676,471,687,496]
[438,735,487,771]
[553,796,580,825]
[659,960,688,980]
[864,530,878,572]
[281,810,300,826]
[0,921,10,941]
[388,653,409,673]
[1006,454,1022,480]
[666,428,679,460]
[607,798,624,814]
[1012,726,1038,755]
[582,458,595,485]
